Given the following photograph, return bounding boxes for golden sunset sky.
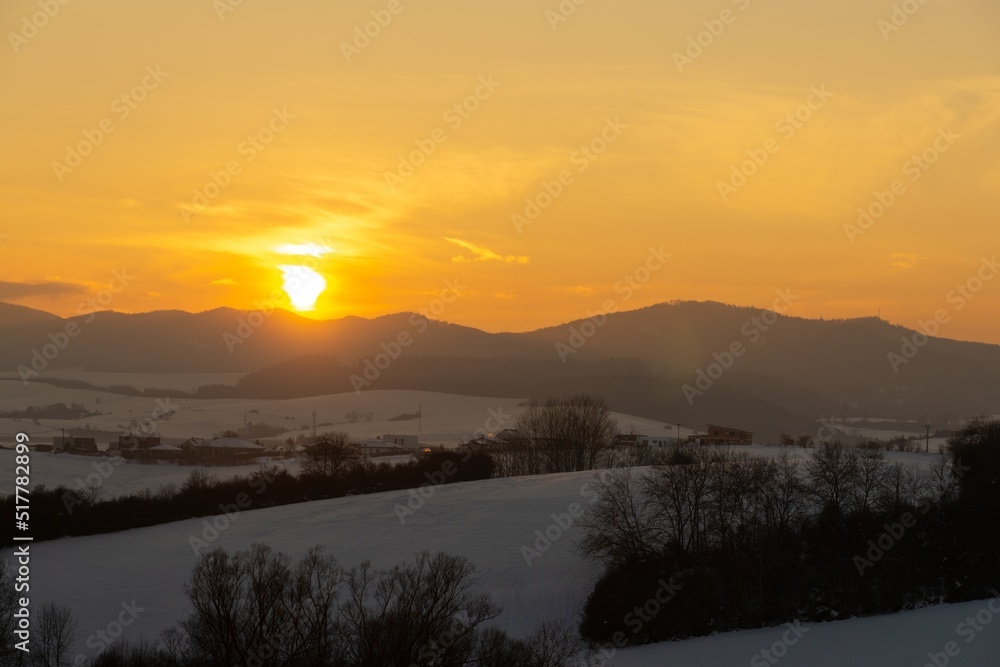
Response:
[2,0,998,342]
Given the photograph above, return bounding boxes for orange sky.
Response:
[2,0,999,342]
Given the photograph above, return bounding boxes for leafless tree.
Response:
[300,432,358,478]
[32,602,78,667]
[852,447,891,516]
[805,441,860,515]
[512,394,618,474]
[337,552,499,667]
[578,467,659,566]
[182,544,345,667]
[643,448,713,554]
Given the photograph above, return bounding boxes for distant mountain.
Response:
[0,302,62,328]
[1,300,997,433]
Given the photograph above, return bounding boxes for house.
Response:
[688,424,753,446]
[355,437,412,457]
[459,428,524,453]
[383,434,419,448]
[187,437,265,460]
[53,436,98,452]
[459,436,496,453]
[114,435,161,451]
[148,444,183,460]
[613,433,678,449]
[637,435,676,448]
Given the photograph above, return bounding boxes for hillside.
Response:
[2,300,998,430]
[18,466,999,667]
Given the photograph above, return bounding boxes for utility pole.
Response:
[925,423,931,453]
[677,423,682,445]
[418,403,422,433]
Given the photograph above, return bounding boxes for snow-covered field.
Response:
[0,449,305,496]
[0,371,246,392]
[2,376,989,665]
[0,385,678,449]
[15,468,999,667]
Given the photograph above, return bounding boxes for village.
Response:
[21,423,757,464]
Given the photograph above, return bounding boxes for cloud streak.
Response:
[0,280,87,299]
[444,237,528,264]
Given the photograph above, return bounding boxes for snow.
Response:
[14,468,999,666]
[0,371,246,392]
[0,449,303,497]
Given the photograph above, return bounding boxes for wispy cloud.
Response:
[0,280,86,299]
[210,278,238,286]
[889,252,922,271]
[444,237,529,264]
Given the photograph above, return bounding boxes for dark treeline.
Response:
[578,418,1000,645]
[0,547,598,667]
[4,451,494,543]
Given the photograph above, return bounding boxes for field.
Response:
[15,466,998,667]
[2,379,993,666]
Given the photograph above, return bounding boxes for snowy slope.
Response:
[16,468,1000,666]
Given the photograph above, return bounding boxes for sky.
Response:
[1,0,999,342]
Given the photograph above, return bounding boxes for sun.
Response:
[278,265,327,311]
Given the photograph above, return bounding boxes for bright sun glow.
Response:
[279,265,327,311]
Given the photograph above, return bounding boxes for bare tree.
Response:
[513,394,618,474]
[337,552,499,667]
[852,447,891,516]
[579,467,658,566]
[644,448,713,554]
[805,442,860,516]
[33,602,78,667]
[300,432,358,478]
[181,543,345,667]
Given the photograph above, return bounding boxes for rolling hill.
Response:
[1,300,998,432]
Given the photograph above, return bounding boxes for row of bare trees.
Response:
[580,444,959,567]
[23,546,595,667]
[488,394,618,477]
